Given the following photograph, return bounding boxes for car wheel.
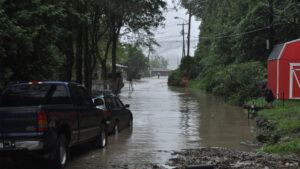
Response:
[49,135,68,169]
[128,117,133,128]
[95,124,107,148]
[113,121,119,134]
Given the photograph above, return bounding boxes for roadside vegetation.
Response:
[0,0,166,92]
[168,0,300,105]
[168,0,300,156]
[246,99,300,155]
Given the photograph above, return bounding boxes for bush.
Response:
[209,61,267,105]
[168,56,199,87]
[168,69,184,86]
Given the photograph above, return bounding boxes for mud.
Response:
[167,147,300,169]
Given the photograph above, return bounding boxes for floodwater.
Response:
[0,77,257,169]
[67,77,256,168]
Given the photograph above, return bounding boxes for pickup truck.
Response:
[0,81,107,169]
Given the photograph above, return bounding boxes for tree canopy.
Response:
[169,0,300,104]
[0,0,166,91]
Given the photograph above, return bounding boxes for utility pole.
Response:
[148,44,152,77]
[177,23,188,57]
[187,2,192,57]
[268,0,274,50]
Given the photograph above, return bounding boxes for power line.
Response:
[156,39,199,43]
[197,25,271,39]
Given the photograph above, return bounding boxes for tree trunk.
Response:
[84,27,91,93]
[268,0,274,50]
[111,28,120,84]
[64,37,74,81]
[76,26,83,84]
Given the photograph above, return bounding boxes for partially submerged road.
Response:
[67,77,256,168]
[1,77,257,169]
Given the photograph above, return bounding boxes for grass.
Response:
[247,98,300,155]
[186,80,204,89]
[260,139,300,155]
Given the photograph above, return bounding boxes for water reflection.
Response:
[170,86,256,151]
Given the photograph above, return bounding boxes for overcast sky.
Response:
[152,0,201,70]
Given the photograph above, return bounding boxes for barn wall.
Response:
[278,59,300,99]
[278,60,291,99]
[268,60,278,98]
[281,40,300,60]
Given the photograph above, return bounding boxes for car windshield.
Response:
[0,84,71,107]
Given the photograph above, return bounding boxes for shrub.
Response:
[209,61,267,105]
[168,56,199,87]
[168,69,184,86]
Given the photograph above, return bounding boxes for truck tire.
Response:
[94,124,107,148]
[49,135,68,169]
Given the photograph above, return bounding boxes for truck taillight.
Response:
[28,81,44,85]
[37,110,48,132]
[105,110,111,116]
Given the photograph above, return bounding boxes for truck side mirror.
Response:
[94,98,104,106]
[125,104,130,108]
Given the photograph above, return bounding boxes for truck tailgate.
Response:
[0,106,38,134]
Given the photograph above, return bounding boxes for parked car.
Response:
[0,82,108,169]
[92,92,133,134]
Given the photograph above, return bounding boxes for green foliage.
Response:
[168,56,199,87]
[0,0,66,88]
[260,139,300,155]
[150,56,168,69]
[210,62,267,105]
[251,98,300,155]
[179,56,199,79]
[168,69,184,87]
[188,61,267,105]
[0,0,167,89]
[172,0,300,105]
[126,44,148,79]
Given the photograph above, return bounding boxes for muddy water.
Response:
[66,77,256,169]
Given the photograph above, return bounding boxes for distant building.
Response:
[151,68,172,76]
[92,64,128,93]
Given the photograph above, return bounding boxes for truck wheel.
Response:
[95,124,107,148]
[49,135,68,169]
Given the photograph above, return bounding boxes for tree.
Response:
[150,56,168,69]
[126,45,148,79]
[105,0,166,84]
[0,0,65,88]
[169,0,300,104]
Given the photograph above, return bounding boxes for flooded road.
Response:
[67,77,256,168]
[0,77,256,169]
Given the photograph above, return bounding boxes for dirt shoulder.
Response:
[165,147,299,169]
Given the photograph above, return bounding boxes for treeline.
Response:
[169,0,300,104]
[0,0,166,92]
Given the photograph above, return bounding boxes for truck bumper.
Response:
[0,140,43,151]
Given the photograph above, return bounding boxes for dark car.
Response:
[92,92,133,134]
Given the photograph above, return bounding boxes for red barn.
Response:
[268,39,300,100]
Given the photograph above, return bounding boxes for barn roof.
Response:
[268,44,284,60]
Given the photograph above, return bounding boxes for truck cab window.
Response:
[0,84,70,107]
[70,85,92,106]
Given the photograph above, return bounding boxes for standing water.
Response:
[66,77,256,169]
